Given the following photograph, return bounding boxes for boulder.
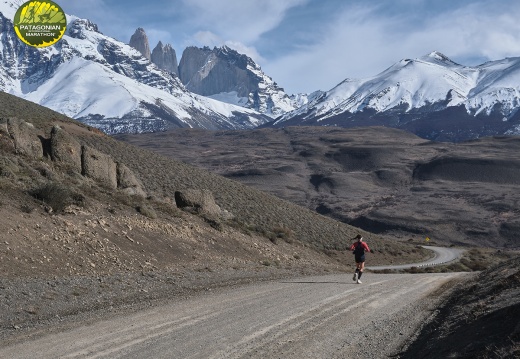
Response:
[50,125,82,170]
[0,118,42,158]
[117,163,146,197]
[174,189,222,216]
[81,145,117,188]
[0,118,16,153]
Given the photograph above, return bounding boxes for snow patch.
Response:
[207,91,248,107]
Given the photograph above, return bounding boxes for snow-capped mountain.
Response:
[0,0,270,134]
[273,52,520,141]
[178,45,305,118]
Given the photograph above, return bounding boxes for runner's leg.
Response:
[358,261,365,279]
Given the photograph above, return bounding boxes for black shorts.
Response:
[355,255,365,263]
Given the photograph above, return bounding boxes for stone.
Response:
[174,189,222,216]
[0,118,42,158]
[178,46,256,97]
[81,145,117,188]
[50,125,82,171]
[117,163,146,197]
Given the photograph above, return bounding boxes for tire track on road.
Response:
[0,273,468,359]
[223,274,458,358]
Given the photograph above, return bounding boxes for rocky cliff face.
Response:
[0,117,146,196]
[178,46,297,117]
[129,27,151,61]
[179,46,254,97]
[151,41,178,75]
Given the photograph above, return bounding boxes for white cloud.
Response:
[181,0,308,43]
[431,6,520,61]
[263,6,400,94]
[146,28,176,49]
[191,32,264,64]
[264,1,520,94]
[193,31,222,47]
[223,41,265,64]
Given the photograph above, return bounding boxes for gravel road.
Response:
[0,272,469,359]
[367,246,465,271]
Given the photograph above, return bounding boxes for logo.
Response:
[13,1,66,48]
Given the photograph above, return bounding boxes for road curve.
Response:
[367,246,465,271]
[0,272,468,359]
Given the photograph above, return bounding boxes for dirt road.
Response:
[0,272,468,359]
[367,246,465,270]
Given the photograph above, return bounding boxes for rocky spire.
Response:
[151,41,179,75]
[129,27,151,61]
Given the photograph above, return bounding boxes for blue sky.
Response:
[62,0,520,94]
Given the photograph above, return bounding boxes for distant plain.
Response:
[117,126,520,248]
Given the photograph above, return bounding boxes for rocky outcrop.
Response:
[3,121,146,196]
[117,163,146,197]
[48,126,145,195]
[50,125,82,169]
[174,189,233,219]
[177,46,214,93]
[129,27,151,61]
[151,41,178,75]
[81,145,118,189]
[0,118,42,158]
[178,46,295,117]
[178,46,255,97]
[67,18,100,39]
[175,189,220,213]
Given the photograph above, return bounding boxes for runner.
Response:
[350,234,371,284]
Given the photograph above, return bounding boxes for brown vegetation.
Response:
[117,126,520,248]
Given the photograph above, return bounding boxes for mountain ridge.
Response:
[272,51,520,141]
[177,44,306,117]
[1,0,520,141]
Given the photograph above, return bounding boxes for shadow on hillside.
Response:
[396,257,520,359]
[398,303,520,358]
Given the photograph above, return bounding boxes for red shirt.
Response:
[350,241,370,253]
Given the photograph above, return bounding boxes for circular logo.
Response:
[13,1,67,48]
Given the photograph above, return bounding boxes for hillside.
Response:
[0,91,430,339]
[399,256,520,358]
[117,126,520,248]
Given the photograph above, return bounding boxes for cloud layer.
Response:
[264,0,520,93]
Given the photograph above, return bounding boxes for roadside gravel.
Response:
[0,265,333,345]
